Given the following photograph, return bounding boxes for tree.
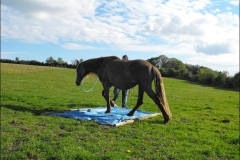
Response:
[147,55,169,70]
[46,56,55,65]
[147,57,159,68]
[158,55,169,68]
[57,57,68,65]
[185,64,200,75]
[215,71,228,86]
[15,57,20,62]
[179,68,191,79]
[154,55,169,69]
[71,59,78,66]
[167,68,178,77]
[195,67,217,85]
[71,58,83,66]
[225,76,234,88]
[163,58,185,70]
[159,68,167,77]
[233,72,240,89]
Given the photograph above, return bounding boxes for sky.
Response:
[1,0,239,75]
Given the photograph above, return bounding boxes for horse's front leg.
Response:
[102,89,111,113]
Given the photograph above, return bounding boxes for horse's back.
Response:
[129,59,153,68]
[129,59,155,79]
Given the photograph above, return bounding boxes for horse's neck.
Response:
[84,57,106,73]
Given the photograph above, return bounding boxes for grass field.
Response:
[1,63,239,159]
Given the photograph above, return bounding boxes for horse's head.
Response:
[76,60,86,86]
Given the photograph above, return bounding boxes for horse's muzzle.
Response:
[76,82,80,86]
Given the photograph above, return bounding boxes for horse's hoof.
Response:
[127,112,134,116]
[105,110,111,113]
[163,118,171,124]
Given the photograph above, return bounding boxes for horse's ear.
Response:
[77,60,79,64]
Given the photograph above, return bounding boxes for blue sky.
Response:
[1,0,239,75]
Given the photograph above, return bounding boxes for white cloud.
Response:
[229,0,239,6]
[61,43,97,50]
[195,43,231,55]
[1,0,98,18]
[1,0,238,47]
[1,0,239,73]
[186,53,239,76]
[1,51,30,59]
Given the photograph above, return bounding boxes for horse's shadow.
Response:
[1,103,102,115]
[1,104,60,115]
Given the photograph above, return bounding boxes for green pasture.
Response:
[1,63,239,159]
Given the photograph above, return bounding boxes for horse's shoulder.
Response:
[100,56,120,62]
[109,56,121,60]
[130,59,152,66]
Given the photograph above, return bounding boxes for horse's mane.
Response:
[84,56,120,63]
[79,56,120,75]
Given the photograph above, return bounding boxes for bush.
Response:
[167,68,178,77]
[194,68,217,85]
[225,77,234,88]
[159,68,167,77]
[178,69,190,79]
[215,72,228,87]
[233,72,240,89]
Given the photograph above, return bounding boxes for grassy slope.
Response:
[1,63,239,159]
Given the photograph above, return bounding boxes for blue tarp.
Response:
[52,107,158,126]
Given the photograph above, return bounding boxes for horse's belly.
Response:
[111,77,136,90]
[106,64,136,89]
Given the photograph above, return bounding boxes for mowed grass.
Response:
[1,63,239,160]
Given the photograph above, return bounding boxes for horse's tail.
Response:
[152,66,172,121]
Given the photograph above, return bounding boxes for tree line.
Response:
[0,56,83,69]
[0,55,239,90]
[147,55,239,90]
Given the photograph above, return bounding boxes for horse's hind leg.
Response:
[127,87,144,116]
[145,89,171,124]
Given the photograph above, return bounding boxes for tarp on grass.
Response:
[51,107,160,126]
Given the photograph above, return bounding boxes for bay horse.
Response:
[76,56,172,124]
